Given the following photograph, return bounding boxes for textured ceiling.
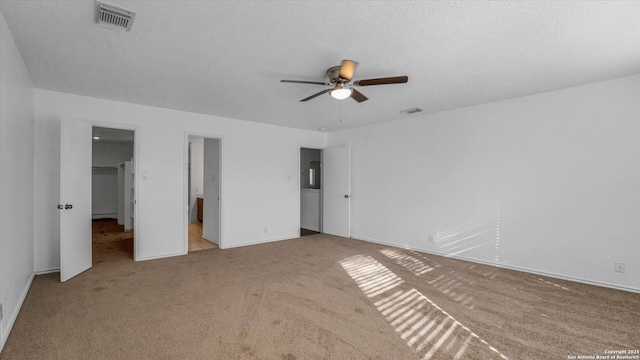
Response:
[1,1,639,132]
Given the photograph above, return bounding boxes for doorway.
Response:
[300,148,322,236]
[186,135,221,251]
[91,126,135,262]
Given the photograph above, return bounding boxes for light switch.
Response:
[142,171,149,180]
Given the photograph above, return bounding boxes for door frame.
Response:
[90,120,140,260]
[183,132,224,251]
[298,146,324,236]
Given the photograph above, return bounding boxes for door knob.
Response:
[344,195,350,198]
[65,204,73,209]
[57,204,63,210]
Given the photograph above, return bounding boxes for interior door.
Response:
[323,146,350,237]
[203,138,221,244]
[60,117,92,282]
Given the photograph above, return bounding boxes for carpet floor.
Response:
[1,233,638,359]
[92,219,134,263]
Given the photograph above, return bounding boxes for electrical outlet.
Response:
[264,227,268,234]
[615,262,625,273]
[427,235,434,243]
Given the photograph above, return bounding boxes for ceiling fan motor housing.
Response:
[327,66,345,84]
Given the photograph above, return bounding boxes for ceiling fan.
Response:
[280,60,408,103]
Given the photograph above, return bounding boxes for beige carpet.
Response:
[1,233,638,359]
[92,219,134,263]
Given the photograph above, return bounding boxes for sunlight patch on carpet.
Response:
[339,254,405,297]
[530,275,570,291]
[381,249,474,306]
[380,249,434,276]
[340,255,508,360]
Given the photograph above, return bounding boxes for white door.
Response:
[323,146,350,237]
[60,117,92,282]
[203,138,220,244]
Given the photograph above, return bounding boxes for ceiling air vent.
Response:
[400,107,423,114]
[95,2,135,32]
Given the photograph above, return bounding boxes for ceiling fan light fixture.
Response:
[330,85,352,100]
[281,60,407,103]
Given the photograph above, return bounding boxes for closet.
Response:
[92,127,135,223]
[91,166,119,218]
[117,159,134,230]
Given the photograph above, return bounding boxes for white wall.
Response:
[0,11,35,350]
[329,75,640,292]
[91,167,118,217]
[92,140,133,167]
[202,138,220,243]
[33,102,60,273]
[33,89,326,270]
[188,136,203,223]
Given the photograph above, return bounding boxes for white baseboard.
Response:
[34,268,60,275]
[1,273,35,353]
[136,251,187,262]
[352,235,640,294]
[91,213,117,219]
[221,235,298,250]
[201,235,219,245]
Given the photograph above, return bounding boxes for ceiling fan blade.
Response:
[339,60,357,81]
[300,88,332,102]
[281,80,330,85]
[350,89,368,102]
[354,76,408,86]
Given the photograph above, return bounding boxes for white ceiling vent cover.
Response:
[95,2,135,32]
[400,107,423,114]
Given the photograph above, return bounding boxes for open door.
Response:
[322,146,350,237]
[202,138,221,244]
[185,135,222,252]
[60,117,92,282]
